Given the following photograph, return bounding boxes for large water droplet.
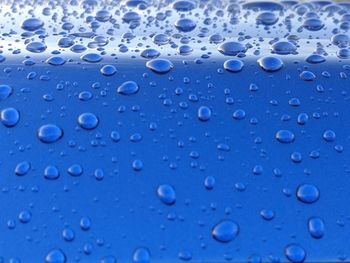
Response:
[45,249,66,263]
[257,56,283,71]
[37,124,63,143]
[22,18,44,31]
[146,59,173,74]
[212,220,239,243]
[117,81,139,95]
[157,184,176,205]
[296,184,320,204]
[1,107,20,127]
[218,41,246,56]
[77,113,99,130]
[284,244,306,263]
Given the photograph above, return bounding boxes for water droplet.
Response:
[284,244,306,263]
[100,65,117,76]
[232,109,246,120]
[80,216,91,230]
[1,107,20,127]
[18,210,31,223]
[37,124,63,143]
[260,209,275,221]
[212,220,239,243]
[26,42,47,53]
[305,54,325,64]
[0,85,13,101]
[218,41,246,56]
[296,184,320,204]
[62,228,75,242]
[271,41,297,55]
[275,130,295,143]
[146,59,173,74]
[132,159,143,171]
[157,184,176,205]
[68,164,83,177]
[323,130,336,142]
[45,249,66,263]
[256,11,278,25]
[299,71,316,81]
[81,53,103,63]
[77,113,99,130]
[223,59,244,72]
[303,18,324,31]
[172,0,196,11]
[132,247,151,263]
[44,165,60,180]
[22,18,44,31]
[174,18,196,32]
[46,56,66,66]
[198,106,212,121]
[15,161,31,176]
[257,56,283,71]
[141,48,160,59]
[308,217,325,239]
[117,81,139,95]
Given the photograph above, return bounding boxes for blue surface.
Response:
[0,0,350,262]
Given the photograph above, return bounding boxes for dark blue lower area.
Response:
[0,57,349,262]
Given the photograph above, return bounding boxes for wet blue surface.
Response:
[0,0,350,262]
